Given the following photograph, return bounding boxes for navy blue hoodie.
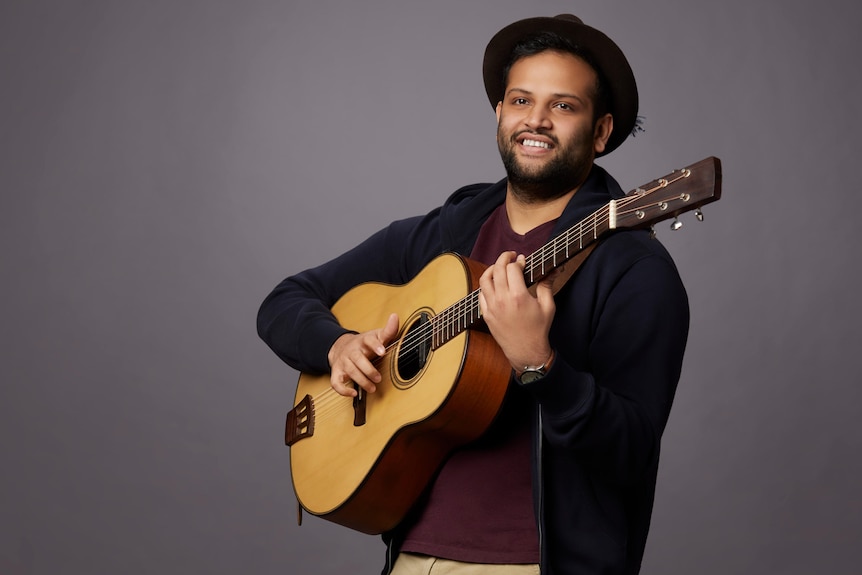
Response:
[257,165,689,574]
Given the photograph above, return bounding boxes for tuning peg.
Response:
[670,218,683,231]
[695,209,704,221]
[649,226,657,239]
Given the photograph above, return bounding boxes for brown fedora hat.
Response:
[483,14,638,156]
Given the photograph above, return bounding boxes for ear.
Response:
[592,113,613,155]
[495,101,502,124]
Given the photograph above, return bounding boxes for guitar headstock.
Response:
[612,156,722,231]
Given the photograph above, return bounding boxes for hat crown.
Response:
[553,14,583,24]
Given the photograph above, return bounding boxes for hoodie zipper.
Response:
[536,402,545,568]
[384,538,395,575]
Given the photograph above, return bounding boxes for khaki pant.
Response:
[391,553,540,574]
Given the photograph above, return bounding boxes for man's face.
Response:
[496,50,613,202]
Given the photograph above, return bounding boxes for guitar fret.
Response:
[552,236,558,268]
[449,309,458,339]
[432,290,484,349]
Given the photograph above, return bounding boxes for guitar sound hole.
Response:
[397,312,431,381]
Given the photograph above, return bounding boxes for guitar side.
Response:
[288,253,511,534]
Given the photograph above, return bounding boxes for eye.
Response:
[554,102,574,111]
[512,97,529,106]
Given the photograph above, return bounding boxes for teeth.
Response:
[522,139,550,149]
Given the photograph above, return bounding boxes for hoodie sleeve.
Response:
[256,214,438,374]
[256,181,503,375]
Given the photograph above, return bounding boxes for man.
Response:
[258,14,689,575]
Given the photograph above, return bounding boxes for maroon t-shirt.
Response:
[399,204,557,563]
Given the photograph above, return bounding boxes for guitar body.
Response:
[289,253,511,534]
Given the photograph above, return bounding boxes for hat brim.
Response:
[482,15,638,156]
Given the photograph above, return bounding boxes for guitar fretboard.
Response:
[429,206,611,350]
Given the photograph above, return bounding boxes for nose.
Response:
[524,106,552,131]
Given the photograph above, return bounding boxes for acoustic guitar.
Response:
[285,156,722,534]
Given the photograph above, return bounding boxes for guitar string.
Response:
[522,175,690,282]
[303,354,406,426]
[390,203,614,361]
[395,195,621,357]
[392,199,611,358]
[295,174,695,428]
[520,178,685,280]
[305,356,394,421]
[392,174,688,360]
[373,178,681,362]
[304,175,689,420]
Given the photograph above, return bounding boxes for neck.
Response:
[505,187,575,235]
[503,162,596,234]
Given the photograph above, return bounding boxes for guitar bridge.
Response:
[285,394,315,446]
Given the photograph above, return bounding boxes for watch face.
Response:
[519,369,545,384]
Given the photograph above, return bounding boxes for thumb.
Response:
[535,278,556,312]
[380,313,400,344]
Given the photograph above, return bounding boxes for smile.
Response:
[520,138,552,149]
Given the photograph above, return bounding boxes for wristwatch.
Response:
[517,351,554,384]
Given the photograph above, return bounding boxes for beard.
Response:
[497,127,594,203]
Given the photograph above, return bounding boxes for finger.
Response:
[345,350,380,391]
[378,313,400,350]
[479,268,494,304]
[330,371,358,397]
[330,342,379,395]
[494,250,517,266]
[335,367,377,396]
[534,277,557,313]
[490,251,516,292]
[505,254,529,293]
[351,315,398,391]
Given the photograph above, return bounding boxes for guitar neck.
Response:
[431,156,722,350]
[522,208,610,288]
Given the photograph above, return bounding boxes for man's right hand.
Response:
[327,313,400,397]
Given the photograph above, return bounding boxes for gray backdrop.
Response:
[2,0,860,573]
